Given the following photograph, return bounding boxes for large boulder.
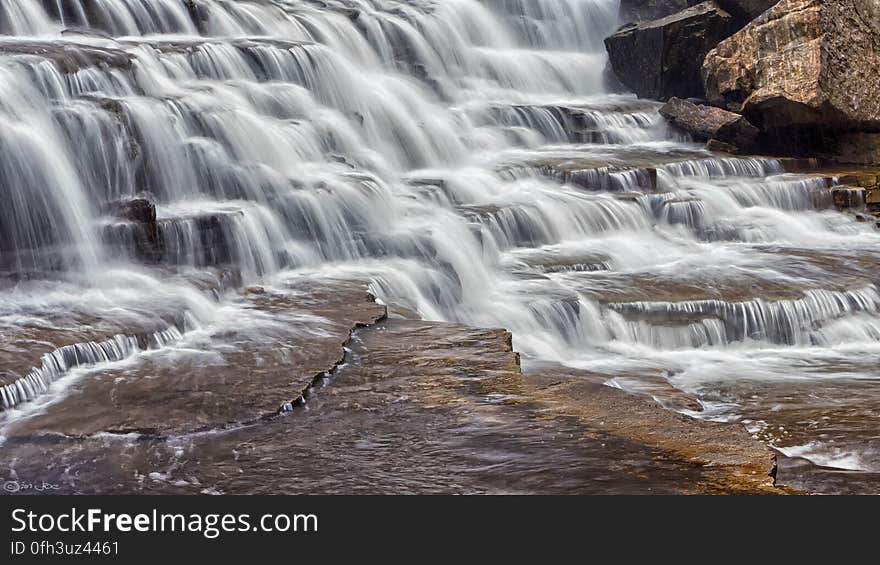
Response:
[659,97,760,151]
[703,0,880,162]
[605,2,739,100]
[703,0,880,131]
[619,0,703,23]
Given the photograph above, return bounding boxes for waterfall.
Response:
[1,0,879,480]
[0,62,100,273]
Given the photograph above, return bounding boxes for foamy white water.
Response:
[0,0,878,486]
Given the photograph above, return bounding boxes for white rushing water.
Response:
[1,0,879,481]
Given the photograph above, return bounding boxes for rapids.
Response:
[0,0,879,492]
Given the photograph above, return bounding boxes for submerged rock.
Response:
[103,197,160,262]
[831,187,866,210]
[110,197,156,225]
[660,97,759,151]
[703,0,880,161]
[605,2,739,100]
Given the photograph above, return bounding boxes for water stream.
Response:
[1,0,879,492]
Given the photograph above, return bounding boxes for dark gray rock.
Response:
[716,0,778,19]
[102,198,160,262]
[0,40,133,73]
[605,2,739,100]
[619,0,703,23]
[111,198,156,225]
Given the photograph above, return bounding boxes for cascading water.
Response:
[1,0,879,491]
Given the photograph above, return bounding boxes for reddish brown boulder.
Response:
[703,0,880,131]
[660,97,760,151]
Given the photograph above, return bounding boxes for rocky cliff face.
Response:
[608,0,880,163]
[701,0,880,162]
[703,0,880,131]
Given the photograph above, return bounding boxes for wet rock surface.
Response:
[3,279,385,436]
[0,308,779,494]
[783,163,880,218]
[501,146,711,192]
[0,40,133,72]
[525,370,778,492]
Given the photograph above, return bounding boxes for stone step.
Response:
[467,99,664,145]
[101,200,290,273]
[0,39,133,73]
[505,248,613,274]
[3,278,386,435]
[494,148,780,192]
[776,162,880,217]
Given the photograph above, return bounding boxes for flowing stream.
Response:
[1,0,879,492]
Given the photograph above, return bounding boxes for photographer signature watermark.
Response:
[3,479,62,493]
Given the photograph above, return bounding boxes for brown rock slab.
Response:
[660,96,760,150]
[524,371,780,493]
[1,317,783,494]
[4,279,386,437]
